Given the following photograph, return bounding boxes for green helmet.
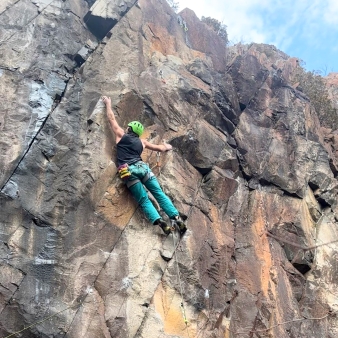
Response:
[128,121,144,136]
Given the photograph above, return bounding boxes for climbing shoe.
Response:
[172,215,187,235]
[154,218,171,235]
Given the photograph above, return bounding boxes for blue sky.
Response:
[177,0,338,74]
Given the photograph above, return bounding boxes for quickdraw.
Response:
[156,152,161,168]
[117,163,131,180]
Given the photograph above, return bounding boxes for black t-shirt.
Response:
[117,133,143,166]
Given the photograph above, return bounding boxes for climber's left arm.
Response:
[142,140,172,152]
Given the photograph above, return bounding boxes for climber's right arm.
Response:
[102,96,124,142]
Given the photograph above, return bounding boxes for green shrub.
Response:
[166,0,179,12]
[292,62,338,130]
[201,16,228,44]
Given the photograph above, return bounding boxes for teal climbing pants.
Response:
[126,161,179,224]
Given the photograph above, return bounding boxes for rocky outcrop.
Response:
[1,0,338,337]
[325,72,338,110]
[84,0,138,39]
[0,0,95,191]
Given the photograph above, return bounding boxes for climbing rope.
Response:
[156,151,161,171]
[149,151,161,171]
[3,168,143,338]
[3,297,86,338]
[167,176,204,337]
[148,144,169,176]
[172,226,191,337]
[157,151,168,177]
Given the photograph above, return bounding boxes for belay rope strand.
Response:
[169,174,204,338]
[149,151,161,170]
[155,145,189,329]
[4,168,127,338]
[156,151,161,175]
[3,296,87,338]
[172,225,191,337]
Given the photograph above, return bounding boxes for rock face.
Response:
[1,0,338,337]
[84,0,138,39]
[325,72,338,110]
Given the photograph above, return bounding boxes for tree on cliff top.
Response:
[201,16,228,44]
[166,0,179,12]
[292,62,338,130]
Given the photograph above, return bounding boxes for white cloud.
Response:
[177,0,337,46]
[178,0,271,44]
[325,0,338,24]
[175,0,337,71]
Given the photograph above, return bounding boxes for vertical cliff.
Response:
[1,0,338,337]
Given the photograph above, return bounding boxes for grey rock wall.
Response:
[1,0,338,337]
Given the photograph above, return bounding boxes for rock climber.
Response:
[102,96,187,236]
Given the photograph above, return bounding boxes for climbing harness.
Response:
[124,162,155,188]
[117,163,131,180]
[125,170,155,188]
